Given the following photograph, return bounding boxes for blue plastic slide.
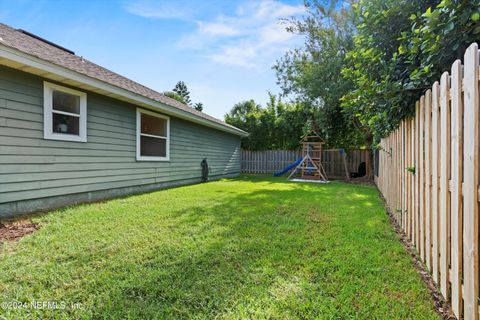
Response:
[273,157,303,177]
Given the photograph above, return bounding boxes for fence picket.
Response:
[439,71,451,298]
[450,59,463,316]
[431,81,440,283]
[419,95,425,261]
[411,117,414,239]
[463,43,479,320]
[425,89,432,270]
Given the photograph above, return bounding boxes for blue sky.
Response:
[0,0,305,119]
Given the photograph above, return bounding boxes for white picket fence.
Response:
[376,43,480,319]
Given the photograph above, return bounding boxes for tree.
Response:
[224,97,314,150]
[341,0,437,142]
[274,0,366,149]
[193,102,203,112]
[341,0,480,142]
[163,91,186,104]
[172,81,191,105]
[224,100,263,150]
[400,0,480,93]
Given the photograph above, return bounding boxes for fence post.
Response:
[425,89,432,270]
[419,95,425,261]
[431,81,440,283]
[439,71,451,298]
[463,42,479,320]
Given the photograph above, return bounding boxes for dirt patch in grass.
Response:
[0,221,40,242]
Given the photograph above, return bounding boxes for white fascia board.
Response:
[0,45,249,137]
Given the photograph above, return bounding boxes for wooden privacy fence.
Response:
[241,149,370,179]
[376,43,480,320]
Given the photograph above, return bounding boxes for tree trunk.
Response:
[364,134,374,180]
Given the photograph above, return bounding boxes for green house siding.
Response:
[0,66,241,217]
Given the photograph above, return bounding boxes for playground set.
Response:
[274,135,329,183]
[273,134,366,182]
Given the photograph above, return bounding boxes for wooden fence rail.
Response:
[241,149,370,179]
[376,43,480,320]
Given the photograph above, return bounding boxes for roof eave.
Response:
[0,44,249,137]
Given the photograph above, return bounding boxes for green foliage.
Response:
[170,81,205,112]
[163,91,186,104]
[341,0,436,140]
[342,0,480,140]
[0,176,439,319]
[406,166,416,175]
[400,0,480,91]
[224,97,312,150]
[173,81,192,105]
[193,102,203,112]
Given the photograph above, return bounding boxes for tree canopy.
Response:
[225,0,480,150]
[167,81,205,112]
[274,0,366,148]
[163,91,186,104]
[172,81,192,105]
[342,0,480,140]
[224,96,313,150]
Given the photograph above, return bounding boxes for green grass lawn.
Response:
[0,175,439,319]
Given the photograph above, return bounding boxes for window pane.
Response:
[141,113,167,137]
[140,136,166,157]
[52,113,80,135]
[53,90,80,114]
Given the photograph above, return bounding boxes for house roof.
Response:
[0,23,247,137]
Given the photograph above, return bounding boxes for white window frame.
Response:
[136,108,170,161]
[43,81,87,142]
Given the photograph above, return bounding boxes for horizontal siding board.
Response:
[0,79,42,99]
[0,168,157,183]
[0,87,43,105]
[0,65,241,209]
[0,69,43,89]
[5,99,42,114]
[0,145,135,156]
[0,159,239,175]
[0,172,162,195]
[0,106,41,122]
[1,178,158,203]
[0,163,240,184]
[0,163,160,174]
[1,108,137,135]
[0,136,134,152]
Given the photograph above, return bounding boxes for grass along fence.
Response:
[241,149,370,179]
[376,43,480,320]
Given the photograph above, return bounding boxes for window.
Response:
[43,82,87,142]
[136,108,170,161]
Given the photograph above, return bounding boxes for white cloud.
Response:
[197,20,241,37]
[125,0,305,69]
[237,0,304,20]
[210,43,258,68]
[182,0,305,69]
[124,0,193,20]
[259,22,295,44]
